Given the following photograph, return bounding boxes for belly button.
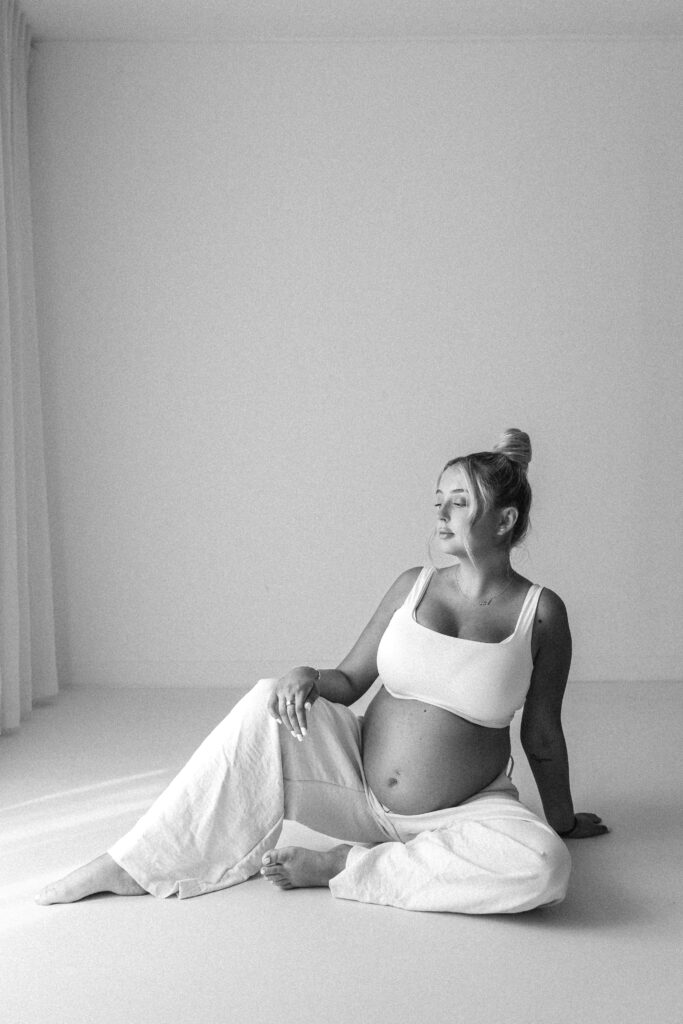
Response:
[387,775,399,787]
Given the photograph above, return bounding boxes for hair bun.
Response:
[492,428,532,471]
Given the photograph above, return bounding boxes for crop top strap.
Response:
[403,566,435,611]
[515,583,544,636]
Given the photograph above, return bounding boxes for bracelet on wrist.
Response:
[557,816,578,837]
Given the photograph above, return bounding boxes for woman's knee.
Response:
[253,678,277,700]
[211,679,276,738]
[478,818,572,910]
[236,678,276,712]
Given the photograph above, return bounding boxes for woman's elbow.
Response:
[521,723,566,760]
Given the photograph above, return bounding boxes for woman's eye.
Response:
[434,501,465,512]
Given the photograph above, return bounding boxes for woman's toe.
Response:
[272,877,293,889]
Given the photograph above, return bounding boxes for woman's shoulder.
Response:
[369,566,425,622]
[396,564,428,590]
[394,565,429,583]
[534,586,569,621]
[385,565,427,604]
[510,575,568,617]
[531,586,571,655]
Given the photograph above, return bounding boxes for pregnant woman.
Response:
[37,428,607,913]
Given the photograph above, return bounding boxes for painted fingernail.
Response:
[301,727,307,736]
[275,718,282,724]
[296,734,303,742]
[304,702,312,710]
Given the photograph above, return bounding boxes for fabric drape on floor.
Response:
[0,0,57,734]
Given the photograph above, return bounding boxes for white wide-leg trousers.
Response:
[108,680,571,913]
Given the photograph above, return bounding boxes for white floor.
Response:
[1,682,681,1024]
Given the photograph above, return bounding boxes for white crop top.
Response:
[376,566,543,728]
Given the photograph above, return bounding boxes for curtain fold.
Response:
[0,0,58,734]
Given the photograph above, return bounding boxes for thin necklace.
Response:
[454,566,515,607]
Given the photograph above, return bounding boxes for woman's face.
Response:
[434,464,499,557]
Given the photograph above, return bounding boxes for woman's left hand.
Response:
[560,812,609,839]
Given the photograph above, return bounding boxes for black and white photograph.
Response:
[1,2,681,1022]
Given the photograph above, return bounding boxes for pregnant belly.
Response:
[361,685,511,815]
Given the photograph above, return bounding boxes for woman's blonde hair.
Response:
[439,428,533,548]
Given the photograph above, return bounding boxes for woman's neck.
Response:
[447,557,514,603]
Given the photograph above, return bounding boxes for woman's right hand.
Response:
[266,667,320,741]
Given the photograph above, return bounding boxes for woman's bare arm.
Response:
[521,588,608,838]
[267,567,422,738]
[331,566,422,701]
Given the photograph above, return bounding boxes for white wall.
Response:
[28,38,683,688]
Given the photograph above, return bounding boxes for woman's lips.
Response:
[437,530,453,537]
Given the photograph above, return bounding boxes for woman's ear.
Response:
[497,506,518,537]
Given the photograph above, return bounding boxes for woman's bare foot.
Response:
[35,853,147,905]
[260,844,351,890]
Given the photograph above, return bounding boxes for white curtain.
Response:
[0,0,57,733]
